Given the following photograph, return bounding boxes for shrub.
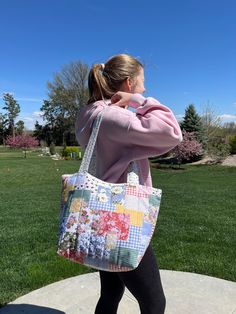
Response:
[228,135,236,154]
[207,136,231,160]
[171,130,203,164]
[49,142,56,155]
[61,146,84,160]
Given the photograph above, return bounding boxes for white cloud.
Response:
[22,117,34,122]
[175,114,184,122]
[16,114,46,130]
[0,94,43,103]
[175,113,236,124]
[16,97,43,103]
[219,114,236,122]
[33,111,44,117]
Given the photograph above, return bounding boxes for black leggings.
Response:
[95,245,166,314]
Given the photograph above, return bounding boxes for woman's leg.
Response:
[118,245,166,314]
[94,271,125,314]
[95,245,165,314]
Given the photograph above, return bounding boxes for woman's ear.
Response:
[126,77,133,92]
[120,77,133,92]
[125,77,133,93]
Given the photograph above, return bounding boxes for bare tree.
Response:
[40,61,89,145]
[200,102,231,159]
[200,102,222,140]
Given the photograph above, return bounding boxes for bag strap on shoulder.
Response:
[79,105,140,185]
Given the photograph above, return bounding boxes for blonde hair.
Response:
[87,54,143,104]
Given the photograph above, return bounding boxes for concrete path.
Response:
[1,270,236,314]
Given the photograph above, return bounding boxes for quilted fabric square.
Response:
[109,247,139,268]
[117,225,142,250]
[142,222,153,236]
[96,211,130,240]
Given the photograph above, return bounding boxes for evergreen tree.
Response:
[33,120,43,139]
[181,104,204,142]
[0,112,8,144]
[33,121,53,145]
[34,120,67,146]
[2,93,20,138]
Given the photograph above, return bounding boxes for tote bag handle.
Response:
[79,106,140,185]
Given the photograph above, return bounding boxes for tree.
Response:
[33,120,65,146]
[2,93,20,138]
[171,130,203,165]
[221,122,236,139]
[41,61,89,145]
[207,135,230,161]
[200,103,222,151]
[200,104,236,156]
[0,112,8,145]
[40,100,70,145]
[181,104,204,142]
[34,120,44,142]
[223,123,236,154]
[229,135,236,154]
[33,120,52,145]
[15,120,25,135]
[201,103,222,138]
[5,134,39,158]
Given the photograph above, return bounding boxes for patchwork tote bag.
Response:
[57,106,162,272]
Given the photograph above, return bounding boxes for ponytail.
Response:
[87,54,143,104]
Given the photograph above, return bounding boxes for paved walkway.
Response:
[1,270,236,314]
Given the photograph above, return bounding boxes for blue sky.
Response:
[0,0,236,130]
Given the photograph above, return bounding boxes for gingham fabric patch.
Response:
[117,225,142,250]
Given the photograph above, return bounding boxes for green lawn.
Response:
[0,147,236,307]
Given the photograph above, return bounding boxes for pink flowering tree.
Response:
[6,135,39,158]
[171,130,203,165]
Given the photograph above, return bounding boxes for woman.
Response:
[75,54,182,314]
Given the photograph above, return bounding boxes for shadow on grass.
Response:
[150,163,186,171]
[0,156,27,159]
[149,156,193,171]
[0,304,65,314]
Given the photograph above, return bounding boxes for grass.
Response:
[0,146,236,306]
[151,165,236,280]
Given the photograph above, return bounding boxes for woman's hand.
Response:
[110,91,133,109]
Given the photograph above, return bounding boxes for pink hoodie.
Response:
[75,93,182,187]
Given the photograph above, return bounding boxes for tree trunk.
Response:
[62,131,66,146]
[13,126,15,139]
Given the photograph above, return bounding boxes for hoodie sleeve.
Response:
[99,94,183,160]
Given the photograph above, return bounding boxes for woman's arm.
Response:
[101,93,183,159]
